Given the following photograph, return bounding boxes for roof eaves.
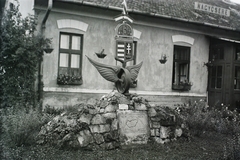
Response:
[82,1,108,9]
[170,17,189,22]
[153,13,172,19]
[130,9,148,15]
[204,22,236,31]
[108,5,122,11]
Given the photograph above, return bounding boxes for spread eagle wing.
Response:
[86,56,121,83]
[125,61,143,82]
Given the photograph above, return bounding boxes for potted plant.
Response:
[95,49,107,59]
[172,79,192,91]
[57,74,82,85]
[159,54,167,64]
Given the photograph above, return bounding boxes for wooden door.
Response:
[208,39,240,109]
[208,40,233,108]
[233,46,240,110]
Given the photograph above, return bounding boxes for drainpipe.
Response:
[38,0,53,106]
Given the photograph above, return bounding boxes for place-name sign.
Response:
[194,2,230,17]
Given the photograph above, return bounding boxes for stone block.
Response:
[155,128,160,137]
[100,100,108,108]
[77,130,94,147]
[152,122,161,128]
[153,137,164,144]
[105,104,117,113]
[134,103,147,110]
[117,110,150,145]
[149,121,152,128]
[53,115,61,123]
[88,108,98,115]
[111,119,118,131]
[160,126,171,139]
[102,113,117,119]
[153,137,170,144]
[99,108,105,113]
[148,108,157,117]
[91,114,106,125]
[90,124,110,133]
[150,129,155,137]
[119,97,130,104]
[89,125,100,133]
[62,116,77,127]
[99,124,111,133]
[175,128,183,137]
[93,133,104,144]
[105,142,120,150]
[151,116,161,122]
[87,98,98,106]
[78,113,92,124]
[103,131,118,142]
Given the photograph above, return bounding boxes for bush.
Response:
[181,101,240,136]
[0,1,51,108]
[1,105,50,147]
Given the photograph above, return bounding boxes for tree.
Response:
[0,1,51,108]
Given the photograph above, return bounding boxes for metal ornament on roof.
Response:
[86,0,143,94]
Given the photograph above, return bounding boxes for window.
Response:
[172,46,191,90]
[210,66,223,89]
[236,46,240,61]
[57,33,83,85]
[234,66,240,90]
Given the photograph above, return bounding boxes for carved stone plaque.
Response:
[117,110,150,145]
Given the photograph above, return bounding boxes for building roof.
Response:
[38,0,240,31]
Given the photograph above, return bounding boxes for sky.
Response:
[231,0,240,4]
[18,0,34,17]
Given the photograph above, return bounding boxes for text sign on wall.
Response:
[194,2,230,17]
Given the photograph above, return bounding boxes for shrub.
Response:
[2,105,49,147]
[0,1,51,108]
[181,101,240,136]
[43,105,64,115]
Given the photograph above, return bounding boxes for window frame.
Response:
[57,32,83,85]
[172,45,191,91]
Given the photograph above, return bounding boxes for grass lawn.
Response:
[1,131,228,160]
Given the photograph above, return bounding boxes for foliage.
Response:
[0,133,229,160]
[0,1,51,108]
[43,104,64,115]
[43,104,84,116]
[1,105,51,147]
[222,133,240,160]
[179,100,240,136]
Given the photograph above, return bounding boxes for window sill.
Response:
[172,84,192,91]
[57,81,83,85]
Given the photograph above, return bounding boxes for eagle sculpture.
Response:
[86,56,143,94]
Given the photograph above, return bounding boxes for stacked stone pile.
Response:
[37,92,186,150]
[148,104,183,144]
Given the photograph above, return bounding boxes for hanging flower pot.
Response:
[159,54,167,64]
[95,49,106,59]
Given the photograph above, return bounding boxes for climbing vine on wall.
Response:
[0,1,51,108]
